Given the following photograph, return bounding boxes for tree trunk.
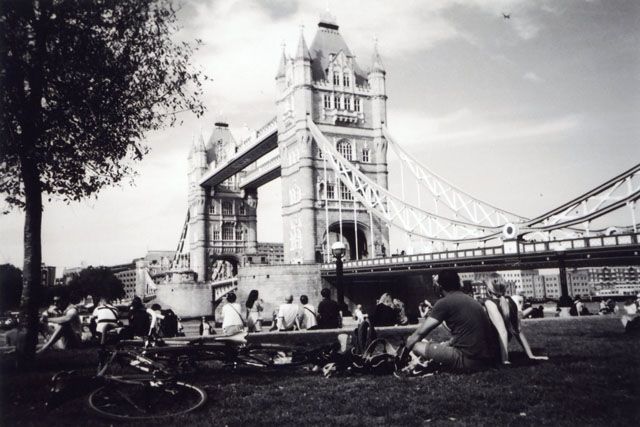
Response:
[19,159,43,366]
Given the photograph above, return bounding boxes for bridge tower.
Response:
[276,13,390,263]
[187,123,259,282]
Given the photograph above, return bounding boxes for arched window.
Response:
[336,139,352,160]
[236,225,244,241]
[343,73,351,87]
[333,71,340,85]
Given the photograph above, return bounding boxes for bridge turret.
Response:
[292,27,313,122]
[368,40,387,130]
[275,45,288,93]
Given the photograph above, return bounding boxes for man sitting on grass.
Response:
[37,291,82,353]
[400,269,499,374]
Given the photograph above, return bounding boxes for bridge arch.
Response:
[325,220,369,261]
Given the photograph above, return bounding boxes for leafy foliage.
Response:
[0,0,206,363]
[0,264,23,311]
[67,266,125,303]
[0,0,206,207]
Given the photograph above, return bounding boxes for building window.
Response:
[362,148,370,163]
[212,225,220,241]
[336,139,352,160]
[209,202,216,214]
[340,181,353,200]
[222,223,234,240]
[346,96,353,111]
[323,94,332,109]
[327,183,335,199]
[236,226,244,241]
[343,73,350,87]
[222,201,233,215]
[239,202,246,215]
[355,98,361,112]
[333,71,340,85]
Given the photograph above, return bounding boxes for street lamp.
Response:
[331,241,346,308]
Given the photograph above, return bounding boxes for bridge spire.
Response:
[295,25,311,61]
[276,42,287,79]
[371,36,385,73]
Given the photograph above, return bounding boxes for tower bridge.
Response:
[156,13,639,317]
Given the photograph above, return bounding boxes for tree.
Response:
[0,264,23,312]
[68,266,125,303]
[0,0,206,363]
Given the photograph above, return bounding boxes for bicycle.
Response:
[47,332,339,420]
[48,342,208,421]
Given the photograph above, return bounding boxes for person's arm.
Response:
[48,307,78,324]
[485,301,510,364]
[515,331,548,360]
[405,316,442,351]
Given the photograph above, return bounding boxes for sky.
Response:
[1,0,639,272]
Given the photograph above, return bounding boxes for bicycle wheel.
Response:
[87,379,207,421]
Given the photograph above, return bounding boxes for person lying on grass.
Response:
[483,279,549,364]
[402,269,500,373]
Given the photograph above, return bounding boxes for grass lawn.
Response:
[1,316,639,426]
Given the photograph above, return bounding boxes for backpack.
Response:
[352,319,377,356]
[161,310,178,338]
[354,338,397,375]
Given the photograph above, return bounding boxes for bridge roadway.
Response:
[321,232,640,278]
[199,118,278,188]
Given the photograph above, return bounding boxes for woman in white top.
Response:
[221,293,244,335]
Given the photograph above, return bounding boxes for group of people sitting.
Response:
[35,291,181,353]
[397,269,548,375]
[219,288,344,334]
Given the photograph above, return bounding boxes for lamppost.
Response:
[331,241,346,308]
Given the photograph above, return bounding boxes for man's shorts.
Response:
[422,341,492,372]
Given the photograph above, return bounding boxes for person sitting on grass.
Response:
[90,297,120,346]
[277,295,300,331]
[372,293,396,327]
[221,293,245,335]
[298,294,317,330]
[400,269,499,374]
[483,280,549,365]
[317,288,342,329]
[38,291,82,353]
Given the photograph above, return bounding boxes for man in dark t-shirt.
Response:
[317,288,342,329]
[403,269,499,372]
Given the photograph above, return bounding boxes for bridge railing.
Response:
[321,232,639,271]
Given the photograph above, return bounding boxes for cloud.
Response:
[523,71,543,82]
[388,108,582,148]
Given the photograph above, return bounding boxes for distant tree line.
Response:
[0,264,124,311]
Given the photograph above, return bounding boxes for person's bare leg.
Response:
[37,323,63,353]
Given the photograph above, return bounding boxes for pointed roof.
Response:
[196,133,206,152]
[276,45,288,78]
[295,27,311,61]
[205,122,236,164]
[309,15,367,84]
[371,40,385,73]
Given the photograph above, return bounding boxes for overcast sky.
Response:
[1,0,639,272]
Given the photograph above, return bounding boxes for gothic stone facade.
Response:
[276,15,390,264]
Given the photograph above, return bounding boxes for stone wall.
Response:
[155,283,213,317]
[231,264,324,319]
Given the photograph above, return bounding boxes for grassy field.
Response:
[1,316,639,426]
